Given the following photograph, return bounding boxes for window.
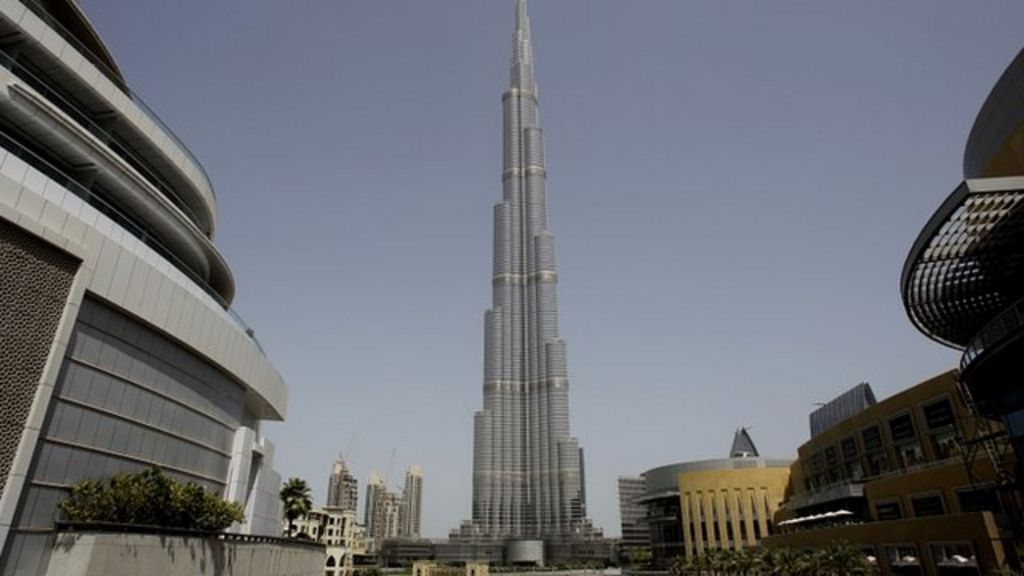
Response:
[910,494,945,517]
[809,451,824,472]
[865,451,890,477]
[930,430,960,461]
[930,542,977,568]
[862,426,884,451]
[840,437,859,460]
[825,446,839,467]
[840,437,862,480]
[875,500,902,521]
[886,544,920,568]
[889,414,917,443]
[956,487,1001,513]
[923,399,956,430]
[894,441,924,469]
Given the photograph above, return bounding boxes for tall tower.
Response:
[400,465,423,537]
[466,0,595,542]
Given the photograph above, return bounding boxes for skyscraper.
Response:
[327,457,359,513]
[400,465,423,538]
[463,0,596,543]
[365,471,402,542]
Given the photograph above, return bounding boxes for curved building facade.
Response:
[0,2,287,574]
[901,48,1024,508]
[635,431,792,568]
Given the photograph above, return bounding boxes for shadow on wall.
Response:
[46,531,323,576]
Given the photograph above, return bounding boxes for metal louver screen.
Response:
[0,220,77,495]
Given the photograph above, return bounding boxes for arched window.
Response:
[326,556,337,567]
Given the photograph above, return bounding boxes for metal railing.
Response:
[961,296,1024,370]
[19,0,215,198]
[0,128,263,353]
[0,50,206,230]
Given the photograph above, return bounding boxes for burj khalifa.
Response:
[460,0,597,543]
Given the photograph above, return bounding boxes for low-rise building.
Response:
[764,372,1012,575]
[292,507,367,576]
[633,429,792,568]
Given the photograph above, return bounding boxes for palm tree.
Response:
[821,541,869,576]
[772,547,804,576]
[280,477,312,537]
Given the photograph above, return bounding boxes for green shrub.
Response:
[58,467,244,532]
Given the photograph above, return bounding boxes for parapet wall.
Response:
[45,531,324,576]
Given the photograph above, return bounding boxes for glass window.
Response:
[825,446,839,467]
[910,494,945,517]
[886,544,921,569]
[956,487,1001,513]
[840,437,859,460]
[923,399,956,430]
[809,451,824,471]
[930,542,977,569]
[894,442,924,469]
[862,426,884,451]
[875,500,902,521]
[865,451,890,477]
[889,414,916,443]
[930,430,960,461]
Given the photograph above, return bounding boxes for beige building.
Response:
[679,463,791,560]
[291,507,369,576]
[764,372,1013,575]
[676,431,792,561]
[634,429,792,567]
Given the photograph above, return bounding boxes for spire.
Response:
[730,427,759,458]
[511,0,536,92]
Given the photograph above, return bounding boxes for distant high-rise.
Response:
[617,476,651,561]
[400,465,423,538]
[460,0,597,544]
[365,471,402,542]
[327,457,359,513]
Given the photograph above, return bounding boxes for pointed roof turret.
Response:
[511,0,537,93]
[730,427,759,458]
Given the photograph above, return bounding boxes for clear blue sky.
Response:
[81,1,1023,537]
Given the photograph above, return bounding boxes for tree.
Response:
[280,477,313,537]
[58,467,243,532]
[818,541,869,576]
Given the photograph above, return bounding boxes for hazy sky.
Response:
[81,1,1023,537]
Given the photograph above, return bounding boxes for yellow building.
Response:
[671,429,792,560]
[764,371,1014,575]
[679,464,791,560]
